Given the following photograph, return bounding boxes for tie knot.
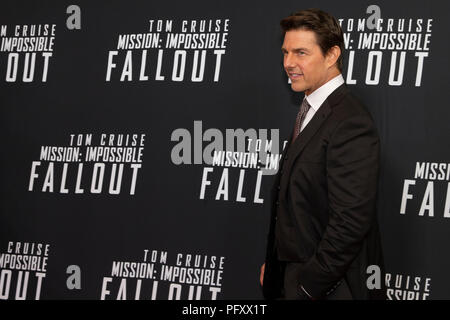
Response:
[300,98,310,113]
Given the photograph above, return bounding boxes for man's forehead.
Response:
[282,30,317,51]
[283,29,317,45]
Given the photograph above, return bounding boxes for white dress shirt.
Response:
[300,74,345,132]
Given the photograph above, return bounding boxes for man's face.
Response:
[282,29,330,95]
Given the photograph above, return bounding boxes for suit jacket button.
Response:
[276,201,280,206]
[277,185,280,190]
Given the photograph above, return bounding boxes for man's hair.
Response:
[280,8,344,71]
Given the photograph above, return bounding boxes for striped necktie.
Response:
[292,97,311,142]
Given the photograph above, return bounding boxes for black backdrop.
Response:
[1,0,449,300]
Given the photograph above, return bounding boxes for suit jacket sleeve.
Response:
[297,113,380,298]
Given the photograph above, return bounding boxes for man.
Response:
[260,9,386,300]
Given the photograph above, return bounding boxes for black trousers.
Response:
[282,262,353,300]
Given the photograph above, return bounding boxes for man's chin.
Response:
[290,83,306,93]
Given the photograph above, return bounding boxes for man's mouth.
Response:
[288,72,303,80]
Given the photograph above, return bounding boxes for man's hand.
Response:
[260,263,265,286]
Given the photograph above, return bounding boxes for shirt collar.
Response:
[304,74,345,111]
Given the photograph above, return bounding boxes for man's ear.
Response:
[326,45,341,69]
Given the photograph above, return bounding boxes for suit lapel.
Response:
[272,135,291,185]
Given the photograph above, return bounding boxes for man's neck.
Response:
[306,68,341,96]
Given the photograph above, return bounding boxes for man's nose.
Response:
[284,53,295,69]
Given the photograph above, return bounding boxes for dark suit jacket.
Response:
[263,83,386,300]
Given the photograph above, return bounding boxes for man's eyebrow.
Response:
[281,47,309,53]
